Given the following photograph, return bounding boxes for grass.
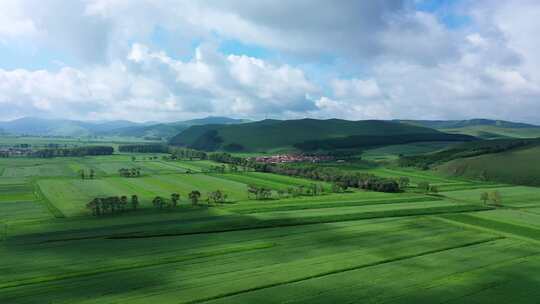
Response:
[436,145,540,186]
[362,141,459,161]
[0,217,504,303]
[1,152,540,303]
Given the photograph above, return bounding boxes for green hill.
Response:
[170,118,475,152]
[0,116,248,139]
[398,119,540,139]
[435,143,540,186]
[102,117,248,139]
[398,138,540,168]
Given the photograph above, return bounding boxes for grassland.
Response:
[436,145,540,186]
[441,125,540,139]
[2,150,540,303]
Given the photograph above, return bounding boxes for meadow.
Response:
[2,150,540,303]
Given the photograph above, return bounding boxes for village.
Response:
[0,147,33,157]
[252,154,335,164]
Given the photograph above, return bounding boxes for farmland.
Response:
[2,151,540,303]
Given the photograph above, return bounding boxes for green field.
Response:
[437,145,540,186]
[2,151,540,303]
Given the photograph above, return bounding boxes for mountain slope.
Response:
[435,142,540,186]
[170,118,475,152]
[0,116,247,138]
[102,116,248,139]
[398,119,540,139]
[0,117,141,137]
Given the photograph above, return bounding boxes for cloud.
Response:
[0,43,319,121]
[1,1,540,123]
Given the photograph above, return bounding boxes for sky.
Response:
[1,0,540,123]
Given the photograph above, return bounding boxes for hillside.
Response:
[398,138,540,168]
[0,117,142,137]
[0,116,247,139]
[435,143,540,186]
[170,118,475,152]
[100,116,248,139]
[399,119,540,139]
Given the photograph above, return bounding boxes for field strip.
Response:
[184,237,503,304]
[231,196,442,214]
[154,161,193,172]
[24,205,489,244]
[436,214,540,244]
[0,242,275,290]
[108,204,489,240]
[31,181,65,218]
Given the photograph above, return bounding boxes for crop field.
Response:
[2,153,540,303]
[362,141,459,161]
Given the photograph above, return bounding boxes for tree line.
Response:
[86,195,138,216]
[86,190,229,216]
[480,190,502,206]
[33,146,114,158]
[206,152,403,193]
[169,148,208,160]
[118,168,141,177]
[398,138,540,169]
[247,183,327,200]
[118,144,169,153]
[79,169,96,180]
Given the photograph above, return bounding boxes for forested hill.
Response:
[397,119,540,139]
[169,118,475,152]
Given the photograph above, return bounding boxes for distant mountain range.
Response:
[0,116,248,138]
[398,119,540,139]
[1,117,539,148]
[169,118,476,152]
[397,118,539,129]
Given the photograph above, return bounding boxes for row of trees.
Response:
[119,144,168,153]
[250,164,402,193]
[480,191,503,206]
[151,190,228,207]
[417,181,439,194]
[170,148,208,160]
[118,168,141,177]
[87,190,230,216]
[207,152,402,193]
[248,183,329,200]
[79,169,96,180]
[86,195,139,216]
[33,146,114,158]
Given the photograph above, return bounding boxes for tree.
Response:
[247,184,259,199]
[89,169,95,179]
[79,169,86,180]
[429,185,439,194]
[331,182,347,193]
[489,191,502,206]
[398,177,410,189]
[417,182,430,193]
[208,190,227,204]
[171,193,180,207]
[188,190,201,205]
[152,196,166,209]
[131,195,139,210]
[480,192,489,205]
[120,195,128,211]
[86,198,99,216]
[132,156,136,162]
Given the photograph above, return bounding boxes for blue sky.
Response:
[0,0,539,123]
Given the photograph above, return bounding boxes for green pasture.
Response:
[1,152,540,303]
[0,216,509,304]
[443,186,540,207]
